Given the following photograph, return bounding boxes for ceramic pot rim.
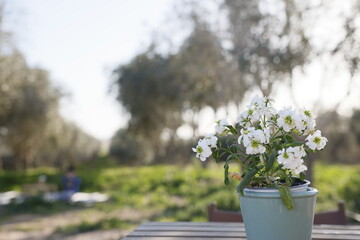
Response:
[243,180,310,193]
[240,187,318,199]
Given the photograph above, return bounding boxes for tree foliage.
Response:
[0,5,100,169]
[111,0,360,166]
[316,110,360,164]
[112,16,241,163]
[173,17,245,111]
[224,0,313,97]
[114,49,181,143]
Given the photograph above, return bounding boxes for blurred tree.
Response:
[316,110,360,164]
[0,51,100,169]
[0,4,100,169]
[350,110,360,144]
[3,67,61,169]
[321,1,360,113]
[224,0,311,101]
[110,128,154,165]
[112,0,360,168]
[302,0,360,180]
[173,15,245,134]
[112,15,244,163]
[37,117,100,169]
[113,48,182,162]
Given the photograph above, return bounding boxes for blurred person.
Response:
[44,166,109,205]
[59,166,81,200]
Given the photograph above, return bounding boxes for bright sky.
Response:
[5,0,175,141]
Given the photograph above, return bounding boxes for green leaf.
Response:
[264,152,269,161]
[224,164,230,185]
[285,135,294,142]
[212,150,228,163]
[285,141,304,147]
[244,154,252,163]
[278,186,294,210]
[230,144,243,153]
[292,141,304,146]
[236,168,259,194]
[226,125,238,135]
[211,150,218,160]
[299,172,306,181]
[250,156,260,168]
[226,155,234,162]
[265,152,276,171]
[224,156,234,185]
[274,135,283,141]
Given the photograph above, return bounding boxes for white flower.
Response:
[292,145,306,158]
[238,127,269,155]
[295,109,316,135]
[263,128,271,144]
[277,148,290,165]
[236,109,255,128]
[277,146,307,174]
[203,133,218,148]
[252,95,275,118]
[264,106,276,119]
[306,130,328,150]
[293,164,307,175]
[252,129,267,143]
[215,119,229,134]
[246,140,266,154]
[192,139,212,161]
[277,107,299,132]
[237,95,275,128]
[302,108,316,119]
[248,95,267,110]
[238,128,254,145]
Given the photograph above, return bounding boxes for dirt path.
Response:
[0,208,157,240]
[0,229,130,240]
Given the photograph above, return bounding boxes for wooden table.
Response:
[122,222,360,240]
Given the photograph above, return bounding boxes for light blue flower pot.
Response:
[239,187,318,240]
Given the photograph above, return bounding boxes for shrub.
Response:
[342,175,360,212]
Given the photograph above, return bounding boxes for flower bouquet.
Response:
[193,95,327,210]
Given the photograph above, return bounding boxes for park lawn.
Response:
[314,162,360,212]
[0,161,359,235]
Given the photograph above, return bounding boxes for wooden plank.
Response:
[122,238,245,240]
[136,224,360,237]
[142,222,360,230]
[143,222,243,227]
[128,231,360,240]
[312,228,360,235]
[136,225,246,232]
[311,234,360,240]
[127,231,247,238]
[137,225,360,235]
[313,225,360,230]
[123,236,360,240]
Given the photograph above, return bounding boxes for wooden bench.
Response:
[209,201,347,225]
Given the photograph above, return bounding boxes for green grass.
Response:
[314,162,360,212]
[0,167,60,192]
[0,160,359,234]
[4,196,82,215]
